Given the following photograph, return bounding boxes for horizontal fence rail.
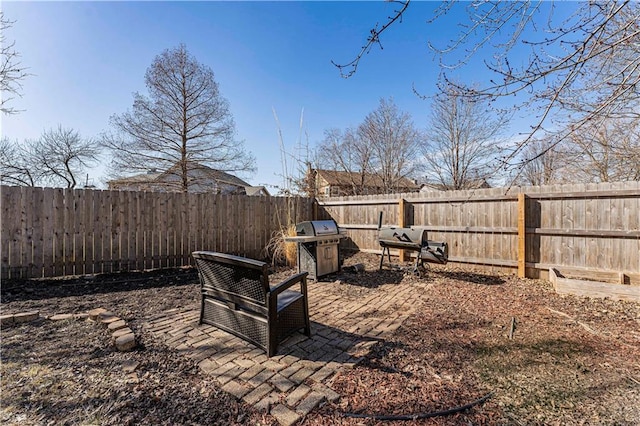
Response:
[1,186,314,280]
[317,181,640,284]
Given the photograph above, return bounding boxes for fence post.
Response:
[398,198,407,262]
[517,193,527,278]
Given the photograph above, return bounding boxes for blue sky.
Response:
[2,1,555,190]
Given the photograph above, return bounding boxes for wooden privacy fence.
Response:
[2,182,639,283]
[317,181,640,284]
[1,186,314,280]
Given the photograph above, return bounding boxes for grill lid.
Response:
[296,220,339,236]
[378,227,428,250]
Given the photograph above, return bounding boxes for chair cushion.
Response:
[277,289,303,312]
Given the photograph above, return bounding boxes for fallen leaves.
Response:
[1,254,639,425]
[301,253,640,425]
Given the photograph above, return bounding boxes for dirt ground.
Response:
[2,253,639,425]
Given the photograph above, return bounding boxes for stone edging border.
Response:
[0,308,137,352]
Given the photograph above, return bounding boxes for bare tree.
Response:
[518,116,640,185]
[316,98,421,194]
[1,126,99,188]
[337,1,640,171]
[1,12,28,115]
[616,120,640,181]
[0,137,38,186]
[541,3,640,122]
[332,0,410,78]
[359,98,422,193]
[317,127,375,195]
[103,44,255,191]
[33,126,100,188]
[560,117,640,183]
[518,139,565,186]
[423,84,506,190]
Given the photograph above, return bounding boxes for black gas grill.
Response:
[377,213,448,273]
[285,220,343,280]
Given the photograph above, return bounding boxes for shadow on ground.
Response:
[432,270,505,285]
[318,269,406,288]
[1,268,199,303]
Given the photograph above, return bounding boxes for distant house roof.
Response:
[315,169,419,191]
[244,186,270,196]
[107,162,257,193]
[110,170,163,184]
[165,162,251,187]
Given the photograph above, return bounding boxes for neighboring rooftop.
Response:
[312,168,420,197]
[107,162,266,195]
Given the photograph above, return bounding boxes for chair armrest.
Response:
[269,272,309,297]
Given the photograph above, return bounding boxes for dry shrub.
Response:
[264,225,297,267]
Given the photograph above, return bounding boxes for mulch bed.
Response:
[2,253,639,425]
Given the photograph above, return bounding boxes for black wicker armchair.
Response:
[192,251,311,357]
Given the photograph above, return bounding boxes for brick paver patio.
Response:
[145,276,430,426]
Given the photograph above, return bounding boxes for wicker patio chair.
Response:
[192,251,311,357]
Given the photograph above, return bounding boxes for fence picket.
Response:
[41,188,55,277]
[30,187,44,278]
[74,189,86,275]
[2,186,18,279]
[52,188,65,276]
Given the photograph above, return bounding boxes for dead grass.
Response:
[1,253,639,425]
[264,224,297,266]
[302,254,640,425]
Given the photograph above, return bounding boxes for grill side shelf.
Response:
[283,232,346,243]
